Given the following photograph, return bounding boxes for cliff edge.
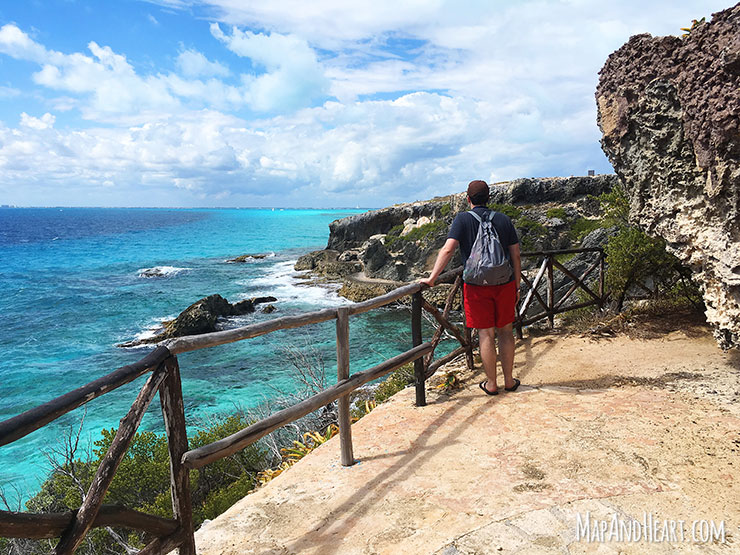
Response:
[596,3,740,349]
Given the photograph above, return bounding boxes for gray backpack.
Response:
[462,210,512,285]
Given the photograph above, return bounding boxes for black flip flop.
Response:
[504,378,521,392]
[479,380,499,396]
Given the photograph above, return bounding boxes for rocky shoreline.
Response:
[296,175,620,305]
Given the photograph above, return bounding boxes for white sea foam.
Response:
[237,259,345,308]
[131,316,173,342]
[137,266,190,278]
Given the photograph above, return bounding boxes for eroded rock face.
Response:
[596,4,740,349]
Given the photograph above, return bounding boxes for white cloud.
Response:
[0,91,609,206]
[210,24,329,112]
[0,1,731,206]
[176,49,229,78]
[0,85,21,98]
[20,112,55,129]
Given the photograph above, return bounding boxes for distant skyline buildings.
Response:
[0,0,730,208]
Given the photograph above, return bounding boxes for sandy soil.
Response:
[195,321,740,554]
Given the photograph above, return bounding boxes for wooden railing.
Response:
[0,267,472,554]
[515,248,606,338]
[0,248,606,554]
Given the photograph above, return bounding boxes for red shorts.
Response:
[463,281,517,329]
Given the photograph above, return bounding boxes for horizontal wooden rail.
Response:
[425,341,478,378]
[0,506,178,539]
[138,528,186,555]
[519,299,602,327]
[0,346,171,447]
[182,342,433,470]
[521,247,603,257]
[166,308,339,354]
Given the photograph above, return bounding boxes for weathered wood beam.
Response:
[518,259,548,317]
[0,346,170,448]
[553,256,602,311]
[159,357,195,555]
[54,365,168,555]
[335,307,354,466]
[182,342,433,470]
[137,528,186,555]
[412,292,426,407]
[422,300,466,347]
[424,276,462,366]
[521,247,603,257]
[166,308,339,354]
[425,341,478,378]
[552,258,602,304]
[0,506,178,540]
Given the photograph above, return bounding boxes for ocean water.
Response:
[0,207,449,503]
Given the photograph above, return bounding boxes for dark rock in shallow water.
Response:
[118,294,278,347]
[262,304,277,314]
[227,253,269,263]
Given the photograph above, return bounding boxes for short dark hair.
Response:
[467,180,489,205]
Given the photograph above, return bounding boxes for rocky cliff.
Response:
[596,3,740,349]
[296,175,620,302]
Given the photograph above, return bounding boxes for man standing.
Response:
[420,180,522,395]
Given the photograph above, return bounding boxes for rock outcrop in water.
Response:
[596,3,740,349]
[119,294,277,347]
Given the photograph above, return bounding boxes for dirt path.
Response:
[195,325,740,554]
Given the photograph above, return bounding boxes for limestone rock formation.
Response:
[596,4,740,349]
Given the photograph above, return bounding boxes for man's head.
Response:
[467,180,489,206]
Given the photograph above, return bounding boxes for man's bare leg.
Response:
[478,327,499,393]
[496,323,516,389]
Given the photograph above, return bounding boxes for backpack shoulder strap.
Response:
[467,210,482,223]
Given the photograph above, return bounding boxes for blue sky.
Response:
[0,0,730,208]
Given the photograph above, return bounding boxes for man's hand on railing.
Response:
[419,277,435,288]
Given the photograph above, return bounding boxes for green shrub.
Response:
[546,207,567,219]
[440,203,452,217]
[21,413,269,553]
[374,364,415,403]
[569,217,602,243]
[404,220,447,241]
[487,203,522,219]
[605,227,682,311]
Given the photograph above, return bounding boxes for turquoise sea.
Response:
[0,207,440,503]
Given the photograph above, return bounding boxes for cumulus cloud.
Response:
[19,112,55,129]
[210,24,329,112]
[0,91,609,207]
[0,1,730,206]
[176,49,229,78]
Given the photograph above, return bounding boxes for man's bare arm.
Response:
[419,238,459,287]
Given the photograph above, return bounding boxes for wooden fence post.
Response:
[599,250,605,308]
[547,256,555,328]
[160,356,196,555]
[412,291,426,407]
[336,307,354,466]
[54,365,167,554]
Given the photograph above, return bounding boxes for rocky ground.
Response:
[195,316,740,554]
